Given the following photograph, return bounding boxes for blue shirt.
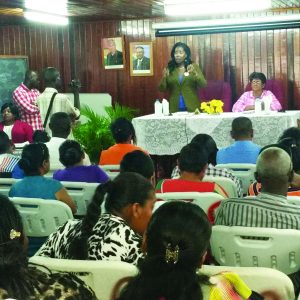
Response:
[9,176,63,199]
[216,141,261,164]
[53,165,109,183]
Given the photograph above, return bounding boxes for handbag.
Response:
[43,92,57,129]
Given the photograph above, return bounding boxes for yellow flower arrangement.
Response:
[200,99,224,114]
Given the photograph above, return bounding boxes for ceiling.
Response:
[0,0,300,24]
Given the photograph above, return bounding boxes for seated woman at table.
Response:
[54,140,109,183]
[99,117,147,165]
[232,72,282,112]
[0,103,33,144]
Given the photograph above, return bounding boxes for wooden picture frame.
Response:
[130,42,153,76]
[102,37,125,70]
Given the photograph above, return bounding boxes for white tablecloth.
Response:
[132,111,300,155]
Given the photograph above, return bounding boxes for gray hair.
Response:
[256,147,292,179]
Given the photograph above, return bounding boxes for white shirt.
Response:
[37,87,80,134]
[45,137,91,171]
[3,125,13,139]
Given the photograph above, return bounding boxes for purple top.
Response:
[53,165,109,183]
[232,90,282,112]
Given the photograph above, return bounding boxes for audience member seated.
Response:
[232,72,282,112]
[216,117,261,164]
[0,103,33,144]
[0,131,23,178]
[45,112,90,170]
[116,201,263,300]
[32,129,50,143]
[0,194,96,299]
[172,134,242,197]
[99,117,146,165]
[9,143,76,214]
[53,140,109,184]
[156,143,227,198]
[37,172,156,265]
[215,147,300,228]
[120,150,155,186]
[249,132,300,196]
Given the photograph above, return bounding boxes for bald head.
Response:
[256,147,292,195]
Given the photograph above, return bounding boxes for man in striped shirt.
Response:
[12,70,43,131]
[215,147,300,229]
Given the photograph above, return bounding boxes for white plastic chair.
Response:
[100,164,120,180]
[61,181,99,216]
[211,225,300,274]
[201,265,294,300]
[30,256,138,300]
[287,196,300,206]
[11,197,73,237]
[216,163,256,195]
[156,192,224,216]
[203,175,238,198]
[29,256,295,300]
[0,178,17,196]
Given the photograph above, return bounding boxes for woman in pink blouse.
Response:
[232,72,282,112]
[0,103,33,144]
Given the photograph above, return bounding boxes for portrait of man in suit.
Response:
[133,46,150,70]
[103,37,124,69]
[130,42,153,76]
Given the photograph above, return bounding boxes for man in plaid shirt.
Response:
[12,70,43,131]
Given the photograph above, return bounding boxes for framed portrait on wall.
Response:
[130,42,153,76]
[102,37,125,69]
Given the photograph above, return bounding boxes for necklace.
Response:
[177,66,185,69]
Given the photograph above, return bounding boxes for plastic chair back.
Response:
[100,165,120,180]
[203,175,238,198]
[30,256,137,300]
[211,225,300,274]
[216,164,256,195]
[11,197,73,237]
[156,192,224,215]
[0,178,17,196]
[61,181,99,216]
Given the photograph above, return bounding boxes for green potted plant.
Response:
[73,103,138,164]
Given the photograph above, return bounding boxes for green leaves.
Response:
[73,103,138,164]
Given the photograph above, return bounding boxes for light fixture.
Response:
[25,0,68,15]
[24,0,68,25]
[164,0,271,16]
[154,14,300,37]
[24,10,69,25]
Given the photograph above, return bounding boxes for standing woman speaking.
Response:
[159,42,207,113]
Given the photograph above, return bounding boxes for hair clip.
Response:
[10,229,21,240]
[165,243,179,264]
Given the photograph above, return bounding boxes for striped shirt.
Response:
[12,83,43,131]
[214,192,300,229]
[172,165,242,197]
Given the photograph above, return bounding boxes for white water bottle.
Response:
[254,97,262,113]
[154,99,163,116]
[263,95,272,113]
[162,98,170,116]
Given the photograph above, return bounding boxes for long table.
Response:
[132,111,300,155]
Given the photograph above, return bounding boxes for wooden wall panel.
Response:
[1,13,300,114]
